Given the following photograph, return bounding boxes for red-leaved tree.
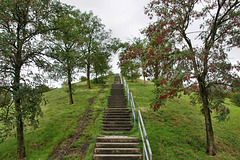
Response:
[144,0,240,156]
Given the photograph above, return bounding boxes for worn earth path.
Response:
[48,85,108,160]
[93,74,142,160]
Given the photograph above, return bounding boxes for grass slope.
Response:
[0,75,114,160]
[127,79,240,160]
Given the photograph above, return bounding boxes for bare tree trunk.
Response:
[67,69,73,105]
[87,63,91,89]
[199,77,217,156]
[14,66,26,159]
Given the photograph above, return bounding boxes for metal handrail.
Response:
[138,110,152,160]
[130,92,136,127]
[119,74,123,84]
[121,75,152,159]
[122,76,136,127]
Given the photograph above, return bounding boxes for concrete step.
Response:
[102,121,131,124]
[103,124,133,128]
[104,109,130,113]
[108,100,127,103]
[112,84,123,88]
[108,102,127,106]
[102,118,131,121]
[103,115,130,118]
[97,136,138,143]
[105,108,130,111]
[108,106,128,108]
[104,112,130,116]
[93,154,142,160]
[103,114,130,118]
[108,99,127,102]
[102,127,132,132]
[108,96,126,99]
[95,142,139,148]
[104,111,130,114]
[110,91,124,95]
[94,148,141,154]
[108,102,127,105]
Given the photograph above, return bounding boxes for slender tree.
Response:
[80,12,118,89]
[92,37,120,80]
[120,38,163,86]
[0,0,65,158]
[144,0,240,156]
[119,48,141,82]
[46,9,89,105]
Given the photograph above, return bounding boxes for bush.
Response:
[226,91,240,107]
[0,89,11,107]
[35,84,52,93]
[91,76,106,85]
[80,76,87,82]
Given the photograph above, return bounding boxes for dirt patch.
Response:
[48,107,92,160]
[48,85,108,160]
[88,97,95,105]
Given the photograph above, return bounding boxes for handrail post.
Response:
[119,74,122,84]
[138,110,152,160]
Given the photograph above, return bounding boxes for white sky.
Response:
[59,0,239,74]
[59,0,152,73]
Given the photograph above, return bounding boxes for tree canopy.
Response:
[121,0,240,156]
[144,0,240,156]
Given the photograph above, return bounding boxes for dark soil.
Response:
[48,85,108,160]
[48,108,92,160]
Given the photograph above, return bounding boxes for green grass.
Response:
[0,75,114,160]
[127,79,240,160]
[1,76,239,160]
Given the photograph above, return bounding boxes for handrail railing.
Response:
[121,76,136,127]
[138,110,152,160]
[119,74,123,84]
[120,74,152,160]
[130,92,136,128]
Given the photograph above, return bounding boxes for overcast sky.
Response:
[59,0,239,74]
[59,0,152,73]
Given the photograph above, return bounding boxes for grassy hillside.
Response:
[1,76,239,160]
[0,75,114,160]
[127,79,240,160]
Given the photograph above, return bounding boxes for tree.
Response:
[80,12,118,89]
[119,48,141,82]
[0,0,64,158]
[92,51,111,80]
[92,38,120,81]
[46,8,88,105]
[144,0,240,156]
[120,38,148,86]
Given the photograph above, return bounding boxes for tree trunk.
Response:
[67,69,73,105]
[198,77,217,156]
[144,75,146,87]
[14,66,26,159]
[95,72,98,84]
[87,62,91,89]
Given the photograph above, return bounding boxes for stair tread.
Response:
[93,154,142,157]
[95,148,140,150]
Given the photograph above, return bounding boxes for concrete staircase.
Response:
[93,74,142,160]
[93,136,142,160]
[103,75,132,132]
